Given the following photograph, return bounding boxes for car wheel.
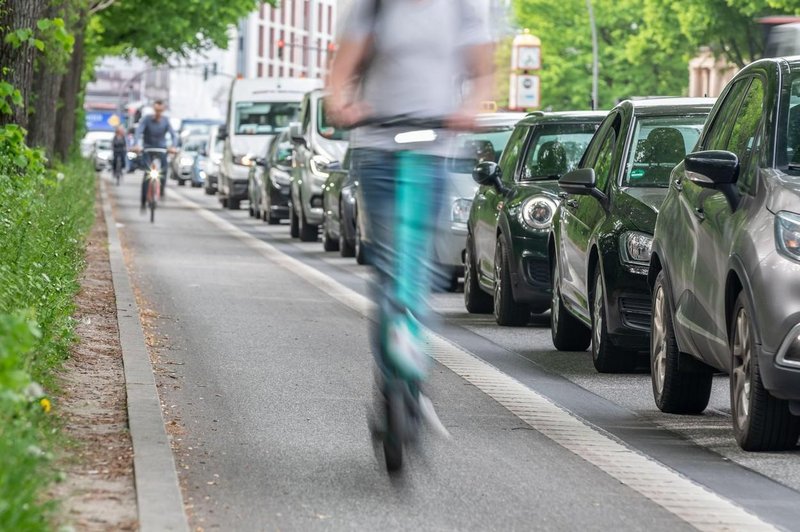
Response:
[205,186,215,195]
[354,217,366,265]
[220,196,228,208]
[550,257,591,351]
[228,198,240,210]
[339,204,356,258]
[591,268,638,373]
[650,270,713,414]
[730,292,800,451]
[178,179,186,186]
[299,210,318,242]
[493,238,529,326]
[322,212,339,252]
[445,269,460,293]
[248,202,255,217]
[464,232,492,314]
[290,204,300,238]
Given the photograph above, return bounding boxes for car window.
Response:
[703,79,750,151]
[447,128,515,174]
[317,99,348,141]
[301,98,311,134]
[623,115,706,188]
[520,122,597,181]
[727,77,765,194]
[497,126,528,183]
[783,74,800,173]
[590,116,620,192]
[235,101,300,135]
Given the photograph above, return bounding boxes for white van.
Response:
[217,77,322,210]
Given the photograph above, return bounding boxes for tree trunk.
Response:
[55,14,86,160]
[0,0,47,130]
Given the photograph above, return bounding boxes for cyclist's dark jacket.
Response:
[112,135,127,155]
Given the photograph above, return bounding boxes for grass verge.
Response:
[0,155,95,530]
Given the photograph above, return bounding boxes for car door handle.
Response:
[566,199,579,209]
[558,192,569,200]
[673,179,683,191]
[694,207,705,221]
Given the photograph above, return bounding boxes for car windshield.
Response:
[623,115,706,187]
[447,128,515,173]
[182,138,206,152]
[785,73,800,174]
[520,122,598,180]
[235,101,299,135]
[317,99,348,141]
[96,140,112,150]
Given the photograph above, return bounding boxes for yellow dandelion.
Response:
[40,398,51,413]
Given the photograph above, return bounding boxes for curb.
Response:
[100,180,189,532]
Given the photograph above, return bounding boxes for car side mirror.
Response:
[684,150,739,187]
[256,157,268,167]
[559,168,608,205]
[217,124,228,141]
[473,161,501,187]
[289,122,306,146]
[684,150,741,208]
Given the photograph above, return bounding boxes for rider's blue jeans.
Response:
[350,148,446,382]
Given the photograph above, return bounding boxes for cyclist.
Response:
[327,0,493,470]
[111,126,127,183]
[133,100,177,211]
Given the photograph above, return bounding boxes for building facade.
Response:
[238,0,339,80]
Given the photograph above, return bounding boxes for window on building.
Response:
[327,5,332,34]
[258,26,264,57]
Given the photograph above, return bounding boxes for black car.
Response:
[550,98,713,372]
[251,130,294,225]
[465,111,606,325]
[649,58,800,450]
[321,150,364,261]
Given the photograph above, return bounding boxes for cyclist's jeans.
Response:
[112,153,126,175]
[140,151,168,208]
[351,148,445,384]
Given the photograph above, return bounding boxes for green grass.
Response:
[0,155,95,531]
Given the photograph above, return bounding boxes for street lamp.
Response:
[586,0,599,110]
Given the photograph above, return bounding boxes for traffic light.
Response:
[277,39,285,59]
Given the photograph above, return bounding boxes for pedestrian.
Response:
[326,0,494,472]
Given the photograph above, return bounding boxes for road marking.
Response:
[172,190,777,532]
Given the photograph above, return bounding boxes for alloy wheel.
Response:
[551,275,560,334]
[651,285,668,396]
[493,246,503,316]
[732,308,752,431]
[592,278,604,353]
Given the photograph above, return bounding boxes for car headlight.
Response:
[520,196,557,230]
[234,154,253,166]
[309,154,331,179]
[620,231,653,265]
[775,211,800,262]
[180,156,194,166]
[451,198,472,225]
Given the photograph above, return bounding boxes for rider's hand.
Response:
[132,146,142,153]
[326,94,371,128]
[167,147,178,155]
[446,108,478,132]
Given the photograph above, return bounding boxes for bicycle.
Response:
[353,116,452,472]
[142,148,167,223]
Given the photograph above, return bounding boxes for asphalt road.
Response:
[107,173,800,531]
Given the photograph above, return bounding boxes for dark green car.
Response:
[465,111,606,326]
[549,98,713,372]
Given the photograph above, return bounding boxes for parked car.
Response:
[170,135,207,186]
[92,138,114,170]
[289,89,349,241]
[465,111,606,325]
[648,58,800,451]
[202,128,224,195]
[81,131,113,158]
[435,112,527,291]
[550,98,713,372]
[321,149,363,259]
[249,130,294,224]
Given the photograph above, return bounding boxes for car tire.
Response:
[205,186,215,195]
[464,232,493,314]
[591,268,639,373]
[290,205,300,238]
[650,270,713,414]
[322,213,340,252]
[339,204,356,258]
[550,257,591,351]
[494,238,530,326]
[248,203,255,217]
[228,199,240,210]
[730,292,800,451]
[220,196,228,208]
[299,210,318,242]
[178,179,186,186]
[354,217,366,265]
[445,269,460,293]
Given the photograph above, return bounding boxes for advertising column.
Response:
[509,29,541,111]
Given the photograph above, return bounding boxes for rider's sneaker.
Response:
[386,313,428,381]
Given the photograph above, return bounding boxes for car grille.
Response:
[620,297,651,330]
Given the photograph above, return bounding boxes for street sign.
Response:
[516,46,541,71]
[85,111,121,131]
[509,74,540,110]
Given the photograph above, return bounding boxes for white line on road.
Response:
[172,190,776,532]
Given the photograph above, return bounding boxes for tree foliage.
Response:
[511,0,800,111]
[92,0,269,63]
